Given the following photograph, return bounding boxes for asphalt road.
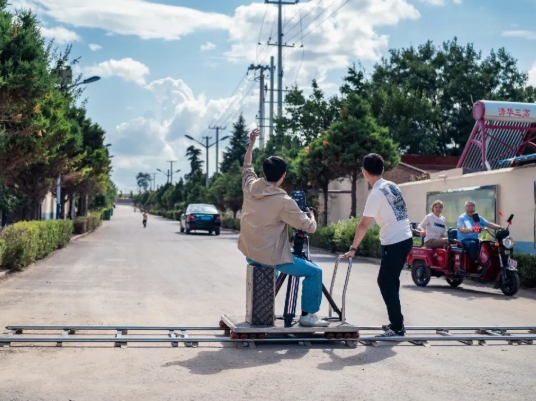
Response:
[0,205,535,401]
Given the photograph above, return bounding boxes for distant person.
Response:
[142,212,148,228]
[344,153,413,338]
[417,200,448,249]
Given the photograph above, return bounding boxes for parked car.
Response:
[180,204,221,235]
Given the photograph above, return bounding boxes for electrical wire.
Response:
[256,4,268,63]
[283,0,324,38]
[286,0,349,45]
[294,5,305,85]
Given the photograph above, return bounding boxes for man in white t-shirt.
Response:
[344,153,413,338]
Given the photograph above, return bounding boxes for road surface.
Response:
[0,205,535,401]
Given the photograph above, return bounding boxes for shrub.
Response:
[165,210,182,221]
[73,212,102,235]
[517,253,536,288]
[0,220,73,270]
[310,217,381,258]
[222,217,240,231]
[0,238,5,267]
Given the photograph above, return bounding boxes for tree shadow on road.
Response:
[316,344,397,371]
[162,345,309,375]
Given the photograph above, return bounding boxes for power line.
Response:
[256,4,269,63]
[295,6,305,85]
[283,0,324,38]
[289,0,350,42]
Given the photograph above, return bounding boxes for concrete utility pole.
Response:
[152,173,156,191]
[248,64,270,149]
[269,56,275,140]
[209,126,227,175]
[168,161,177,184]
[265,0,298,120]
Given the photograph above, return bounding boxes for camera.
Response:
[290,191,309,259]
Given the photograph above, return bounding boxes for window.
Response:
[188,204,218,214]
[426,185,497,229]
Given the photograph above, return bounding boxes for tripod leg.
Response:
[275,273,287,296]
[283,276,299,327]
[322,284,342,319]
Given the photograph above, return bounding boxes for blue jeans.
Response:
[462,239,480,261]
[247,256,323,314]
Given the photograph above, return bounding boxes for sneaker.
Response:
[376,328,405,338]
[381,323,392,330]
[299,314,329,328]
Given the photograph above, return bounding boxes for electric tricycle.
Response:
[407,213,520,296]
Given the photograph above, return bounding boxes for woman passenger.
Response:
[417,200,448,249]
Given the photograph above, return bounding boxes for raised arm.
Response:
[244,128,259,165]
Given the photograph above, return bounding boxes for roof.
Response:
[400,155,460,172]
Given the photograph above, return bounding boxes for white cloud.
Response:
[110,76,259,190]
[419,0,445,5]
[40,26,81,44]
[200,42,216,52]
[85,58,150,86]
[13,0,233,40]
[528,62,536,87]
[502,30,536,40]
[89,43,102,51]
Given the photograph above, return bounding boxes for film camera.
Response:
[290,191,312,260]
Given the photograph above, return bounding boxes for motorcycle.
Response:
[407,213,520,296]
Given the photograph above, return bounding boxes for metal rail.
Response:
[6,325,536,332]
[328,255,353,323]
[0,336,534,344]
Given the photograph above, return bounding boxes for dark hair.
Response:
[363,153,384,176]
[263,156,287,182]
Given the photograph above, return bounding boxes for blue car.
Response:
[180,204,221,235]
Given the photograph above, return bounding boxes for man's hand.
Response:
[249,128,259,144]
[343,249,356,261]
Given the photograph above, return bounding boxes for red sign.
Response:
[497,107,531,118]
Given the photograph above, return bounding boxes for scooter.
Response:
[407,213,520,296]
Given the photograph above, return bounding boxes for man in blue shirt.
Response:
[457,201,502,263]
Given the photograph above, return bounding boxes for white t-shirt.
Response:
[363,178,412,246]
[418,213,446,241]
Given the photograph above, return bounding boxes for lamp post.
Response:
[56,75,101,220]
[185,134,229,187]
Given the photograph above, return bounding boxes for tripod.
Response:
[275,229,343,327]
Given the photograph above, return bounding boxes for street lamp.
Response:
[157,168,181,184]
[185,134,229,187]
[70,76,101,88]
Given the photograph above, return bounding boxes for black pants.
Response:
[378,237,413,331]
[143,220,147,228]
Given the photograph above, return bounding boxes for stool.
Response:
[246,264,275,326]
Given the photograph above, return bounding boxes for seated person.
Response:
[457,201,502,262]
[417,200,448,249]
[238,129,327,328]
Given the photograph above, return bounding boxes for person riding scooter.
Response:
[416,200,448,249]
[457,201,502,265]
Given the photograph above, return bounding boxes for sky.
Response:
[8,0,536,194]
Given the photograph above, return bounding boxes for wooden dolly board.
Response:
[221,315,360,347]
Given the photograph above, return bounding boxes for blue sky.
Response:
[10,0,536,193]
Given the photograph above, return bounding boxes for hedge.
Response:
[221,216,240,231]
[0,220,73,270]
[517,253,536,288]
[165,210,182,221]
[0,238,5,267]
[73,211,103,235]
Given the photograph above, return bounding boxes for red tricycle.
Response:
[406,213,520,296]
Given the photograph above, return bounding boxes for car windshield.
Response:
[188,205,218,214]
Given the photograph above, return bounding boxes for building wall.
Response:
[41,192,55,220]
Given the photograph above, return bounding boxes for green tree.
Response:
[220,114,248,173]
[136,172,151,192]
[295,133,339,226]
[185,145,203,180]
[328,94,399,218]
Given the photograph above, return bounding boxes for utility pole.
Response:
[265,0,298,120]
[205,137,210,187]
[269,56,275,140]
[248,64,270,149]
[168,160,177,184]
[152,173,156,191]
[209,125,226,175]
[185,134,229,187]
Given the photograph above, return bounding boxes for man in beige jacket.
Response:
[238,129,327,327]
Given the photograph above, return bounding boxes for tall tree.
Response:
[328,94,399,218]
[185,145,203,180]
[220,113,249,173]
[296,133,339,226]
[136,172,151,192]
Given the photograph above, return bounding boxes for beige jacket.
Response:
[238,163,317,266]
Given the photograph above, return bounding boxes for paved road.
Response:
[0,205,535,401]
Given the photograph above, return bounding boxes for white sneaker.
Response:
[299,314,329,327]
